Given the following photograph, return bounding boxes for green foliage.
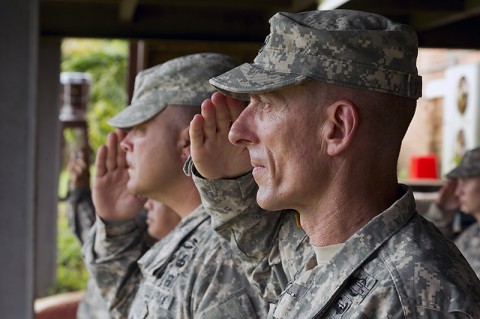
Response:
[48,202,89,294]
[58,167,70,200]
[61,39,128,152]
[51,39,128,295]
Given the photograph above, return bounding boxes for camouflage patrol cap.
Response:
[210,10,422,100]
[447,147,480,178]
[108,53,237,129]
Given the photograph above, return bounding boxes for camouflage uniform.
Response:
[84,205,267,318]
[422,203,459,240]
[184,160,316,303]
[191,169,480,318]
[84,54,269,319]
[194,10,480,319]
[66,187,112,319]
[455,223,480,278]
[426,203,480,279]
[66,188,96,245]
[445,147,480,278]
[424,203,480,274]
[424,147,480,278]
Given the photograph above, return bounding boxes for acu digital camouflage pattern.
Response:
[66,188,96,248]
[426,201,480,279]
[77,280,112,319]
[108,53,237,129]
[422,202,458,240]
[210,10,422,101]
[83,205,268,319]
[184,157,316,303]
[66,187,112,319]
[447,146,480,178]
[191,170,480,318]
[456,223,480,278]
[68,188,152,318]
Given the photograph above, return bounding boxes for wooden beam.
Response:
[290,0,318,12]
[418,14,480,49]
[411,0,480,31]
[119,0,139,22]
[40,2,270,41]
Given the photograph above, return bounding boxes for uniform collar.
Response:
[138,205,209,275]
[280,185,416,318]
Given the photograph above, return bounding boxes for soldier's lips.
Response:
[126,160,134,172]
[251,160,266,178]
[146,213,154,225]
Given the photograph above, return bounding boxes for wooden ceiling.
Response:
[40,0,480,48]
[40,0,318,42]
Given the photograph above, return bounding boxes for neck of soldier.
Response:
[299,164,399,247]
[172,187,202,219]
[152,178,202,220]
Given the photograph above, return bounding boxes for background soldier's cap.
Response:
[447,147,480,178]
[108,53,237,129]
[210,10,422,100]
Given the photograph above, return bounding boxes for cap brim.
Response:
[446,167,462,179]
[446,166,480,179]
[108,102,166,129]
[209,63,309,100]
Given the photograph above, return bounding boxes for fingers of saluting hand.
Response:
[190,113,205,151]
[71,160,85,176]
[200,98,217,141]
[210,92,231,134]
[106,132,118,171]
[95,145,108,177]
[440,179,457,196]
[115,129,128,169]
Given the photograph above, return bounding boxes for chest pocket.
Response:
[321,271,377,319]
[130,234,202,318]
[201,288,257,319]
[129,280,176,319]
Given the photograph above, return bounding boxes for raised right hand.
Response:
[92,130,145,221]
[437,179,460,211]
[189,92,252,180]
[68,148,90,190]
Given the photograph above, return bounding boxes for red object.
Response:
[409,155,438,179]
[35,291,83,319]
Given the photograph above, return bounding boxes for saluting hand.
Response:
[92,130,145,221]
[190,92,252,179]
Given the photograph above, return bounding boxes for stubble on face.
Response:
[124,108,183,198]
[250,84,331,212]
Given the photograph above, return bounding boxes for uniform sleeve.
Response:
[192,170,306,303]
[83,217,148,318]
[422,202,456,239]
[66,187,96,245]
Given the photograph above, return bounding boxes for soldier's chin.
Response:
[256,190,282,211]
[126,180,142,196]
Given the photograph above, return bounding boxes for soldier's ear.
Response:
[323,100,358,156]
[179,126,191,162]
